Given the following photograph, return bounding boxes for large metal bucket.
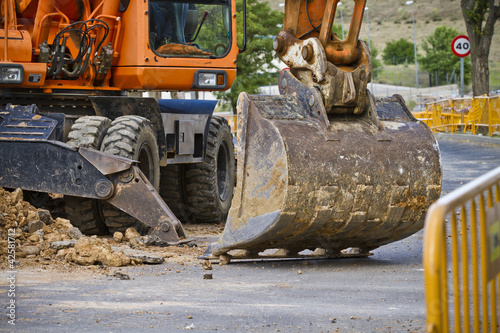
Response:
[204,72,441,261]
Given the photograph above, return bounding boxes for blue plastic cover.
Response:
[157,99,218,115]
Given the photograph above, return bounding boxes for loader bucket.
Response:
[203,71,442,262]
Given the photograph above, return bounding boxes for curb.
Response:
[434,132,500,146]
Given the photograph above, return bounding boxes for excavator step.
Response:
[0,105,58,140]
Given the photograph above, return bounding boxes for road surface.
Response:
[1,136,499,332]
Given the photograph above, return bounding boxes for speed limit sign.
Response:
[452,35,470,57]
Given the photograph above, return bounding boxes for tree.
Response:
[419,26,471,86]
[382,38,415,65]
[461,0,499,96]
[216,0,283,112]
[331,23,343,39]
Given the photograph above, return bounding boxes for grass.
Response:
[374,64,471,91]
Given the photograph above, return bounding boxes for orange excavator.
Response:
[0,0,243,243]
[0,0,441,258]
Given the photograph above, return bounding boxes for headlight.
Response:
[0,65,23,84]
[198,73,217,87]
[193,70,227,89]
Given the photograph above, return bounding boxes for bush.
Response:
[383,38,415,65]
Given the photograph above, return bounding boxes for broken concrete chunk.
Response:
[124,227,141,241]
[66,237,131,267]
[140,235,171,247]
[28,220,45,233]
[128,239,140,249]
[17,245,41,258]
[55,248,71,261]
[26,211,39,223]
[202,260,213,270]
[28,233,40,243]
[37,209,52,225]
[10,188,23,204]
[219,254,231,265]
[113,247,164,264]
[66,227,83,240]
[113,232,124,243]
[141,235,156,246]
[50,240,77,250]
[54,217,73,229]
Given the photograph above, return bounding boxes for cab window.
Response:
[149,0,231,58]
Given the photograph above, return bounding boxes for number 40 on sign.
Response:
[452,35,470,57]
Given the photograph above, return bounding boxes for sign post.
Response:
[452,35,470,97]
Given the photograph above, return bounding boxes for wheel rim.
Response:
[138,141,155,185]
[217,140,230,202]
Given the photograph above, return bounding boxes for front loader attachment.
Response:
[203,70,442,262]
[0,108,187,244]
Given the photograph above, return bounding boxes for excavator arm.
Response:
[274,0,371,114]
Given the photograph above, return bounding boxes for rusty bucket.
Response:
[203,72,441,262]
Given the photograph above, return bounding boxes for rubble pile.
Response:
[0,188,157,267]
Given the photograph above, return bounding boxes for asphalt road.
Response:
[2,135,500,332]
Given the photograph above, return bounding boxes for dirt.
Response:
[183,223,225,236]
[0,188,222,275]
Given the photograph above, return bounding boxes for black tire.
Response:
[159,164,193,224]
[64,116,111,235]
[23,191,50,208]
[101,116,160,233]
[184,116,235,223]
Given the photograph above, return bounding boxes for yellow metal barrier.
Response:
[414,109,432,127]
[217,113,237,134]
[424,166,500,333]
[422,99,460,133]
[459,97,487,135]
[451,98,472,132]
[489,96,500,136]
[436,99,452,132]
[416,96,500,136]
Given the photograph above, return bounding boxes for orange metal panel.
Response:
[287,0,326,38]
[111,66,236,91]
[0,62,45,87]
[0,29,32,61]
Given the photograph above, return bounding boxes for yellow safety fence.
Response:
[424,166,500,332]
[218,113,237,134]
[414,96,500,136]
